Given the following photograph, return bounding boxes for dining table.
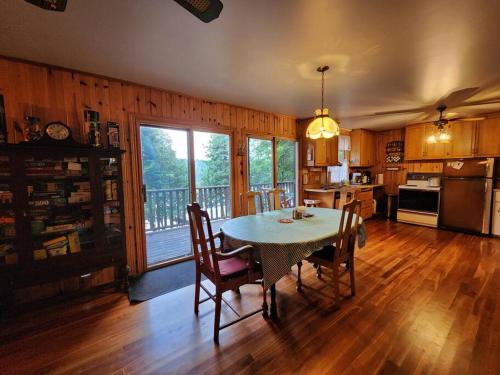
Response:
[221,207,367,319]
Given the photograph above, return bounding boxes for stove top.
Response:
[398,184,441,191]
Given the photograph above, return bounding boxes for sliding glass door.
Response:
[277,140,298,207]
[141,126,191,268]
[248,137,298,210]
[193,131,232,221]
[140,125,231,269]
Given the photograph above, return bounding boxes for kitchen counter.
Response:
[304,184,385,219]
[305,184,384,193]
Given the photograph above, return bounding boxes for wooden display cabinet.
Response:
[0,144,127,309]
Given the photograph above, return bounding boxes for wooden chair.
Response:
[304,199,321,207]
[239,191,264,215]
[187,202,265,343]
[335,188,358,209]
[296,199,362,307]
[264,188,285,211]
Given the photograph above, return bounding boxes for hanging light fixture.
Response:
[427,105,451,144]
[306,66,340,139]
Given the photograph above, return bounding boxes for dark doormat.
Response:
[128,260,204,303]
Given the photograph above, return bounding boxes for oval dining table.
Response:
[221,207,366,319]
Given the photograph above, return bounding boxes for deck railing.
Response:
[145,181,295,232]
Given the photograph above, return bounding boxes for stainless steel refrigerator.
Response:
[440,158,494,234]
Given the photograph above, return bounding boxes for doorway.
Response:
[139,125,232,269]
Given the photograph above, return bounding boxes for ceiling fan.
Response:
[345,87,500,122]
[24,0,224,22]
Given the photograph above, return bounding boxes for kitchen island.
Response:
[304,184,384,219]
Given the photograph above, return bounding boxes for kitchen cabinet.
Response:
[475,117,500,156]
[405,121,480,160]
[404,124,426,160]
[448,121,476,158]
[303,136,338,167]
[424,123,449,159]
[350,129,375,166]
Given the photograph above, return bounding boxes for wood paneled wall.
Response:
[371,128,443,194]
[0,56,296,293]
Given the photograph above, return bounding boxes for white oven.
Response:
[397,181,441,228]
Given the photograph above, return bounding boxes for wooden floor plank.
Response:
[0,219,499,375]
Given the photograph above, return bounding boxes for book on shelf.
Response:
[0,210,15,224]
[47,245,68,257]
[67,232,81,253]
[33,248,47,261]
[42,235,68,248]
[43,223,77,233]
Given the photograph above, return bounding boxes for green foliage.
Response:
[248,138,273,186]
[140,127,188,190]
[199,135,230,187]
[277,140,296,183]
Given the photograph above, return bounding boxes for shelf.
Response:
[32,228,91,238]
[25,175,90,182]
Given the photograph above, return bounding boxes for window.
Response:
[329,135,350,184]
[248,137,298,210]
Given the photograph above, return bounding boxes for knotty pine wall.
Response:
[0,56,296,299]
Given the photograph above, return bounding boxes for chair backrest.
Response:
[337,188,358,209]
[187,202,220,276]
[264,188,285,211]
[240,191,264,215]
[334,199,362,261]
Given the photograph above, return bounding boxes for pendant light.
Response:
[306,66,340,139]
[427,105,451,144]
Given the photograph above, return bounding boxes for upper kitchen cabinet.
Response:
[448,121,476,158]
[301,119,339,167]
[310,136,338,166]
[404,124,426,160]
[405,121,478,160]
[475,117,500,156]
[424,124,450,159]
[349,129,375,167]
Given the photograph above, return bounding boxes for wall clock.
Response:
[45,121,71,141]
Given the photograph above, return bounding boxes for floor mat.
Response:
[128,260,204,303]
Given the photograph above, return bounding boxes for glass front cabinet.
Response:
[0,144,127,308]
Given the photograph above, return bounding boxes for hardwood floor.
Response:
[1,219,499,374]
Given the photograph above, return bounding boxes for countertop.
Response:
[305,184,384,193]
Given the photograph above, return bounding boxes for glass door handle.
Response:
[142,184,147,203]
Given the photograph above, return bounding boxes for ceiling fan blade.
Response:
[459,98,500,107]
[174,0,223,23]
[370,107,429,116]
[449,116,486,122]
[439,87,481,107]
[24,0,67,11]
[413,112,436,122]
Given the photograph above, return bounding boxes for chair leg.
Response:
[233,287,241,294]
[332,264,340,308]
[214,290,222,343]
[194,268,201,315]
[349,256,356,297]
[261,281,269,319]
[296,261,303,291]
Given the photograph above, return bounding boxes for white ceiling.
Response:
[1,0,500,130]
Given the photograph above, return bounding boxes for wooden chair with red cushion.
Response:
[296,199,362,307]
[187,202,265,343]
